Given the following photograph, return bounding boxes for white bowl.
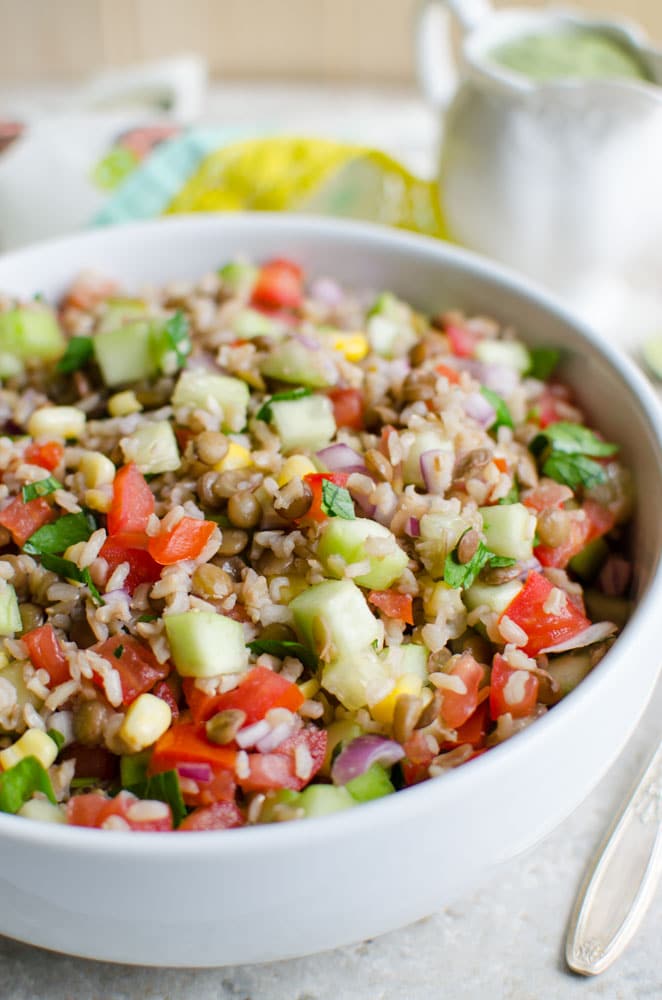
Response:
[0,215,660,967]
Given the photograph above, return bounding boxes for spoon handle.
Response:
[566,738,662,975]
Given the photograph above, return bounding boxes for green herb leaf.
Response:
[0,756,56,813]
[47,729,65,753]
[113,644,124,659]
[528,347,560,381]
[137,614,158,623]
[24,511,96,555]
[256,387,312,422]
[247,638,317,671]
[443,540,516,590]
[480,386,513,431]
[126,770,186,828]
[320,479,355,519]
[56,336,94,374]
[542,453,607,491]
[160,311,191,371]
[531,422,618,458]
[38,553,104,606]
[70,777,104,790]
[120,750,151,788]
[22,476,61,502]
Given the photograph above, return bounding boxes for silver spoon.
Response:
[566,737,662,975]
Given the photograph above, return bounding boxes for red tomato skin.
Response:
[522,481,573,513]
[149,723,238,776]
[147,517,216,566]
[251,259,303,310]
[0,495,56,547]
[435,363,461,384]
[99,536,161,594]
[500,571,591,656]
[152,679,180,722]
[489,654,539,720]
[24,441,64,472]
[107,464,154,536]
[446,324,477,358]
[534,500,616,570]
[179,800,244,831]
[439,654,484,730]
[367,590,414,625]
[302,472,350,522]
[91,634,169,706]
[23,623,69,687]
[66,792,108,828]
[453,699,491,749]
[182,768,236,808]
[327,387,364,430]
[183,666,305,726]
[240,726,327,794]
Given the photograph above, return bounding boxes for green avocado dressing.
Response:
[490,29,653,83]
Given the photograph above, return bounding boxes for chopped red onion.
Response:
[309,277,345,307]
[331,734,405,786]
[482,364,519,397]
[463,391,496,428]
[370,487,398,527]
[316,443,367,475]
[405,516,421,537]
[293,332,321,351]
[598,556,631,597]
[176,762,213,783]
[419,449,451,494]
[235,719,272,749]
[540,621,617,654]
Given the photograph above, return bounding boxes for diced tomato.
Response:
[24,441,64,472]
[152,678,180,722]
[534,500,616,570]
[91,790,174,832]
[327,387,365,430]
[522,481,573,513]
[532,386,573,428]
[179,800,244,831]
[499,571,591,656]
[149,723,238,776]
[23,623,69,687]
[302,472,350,523]
[489,653,539,720]
[402,730,436,786]
[240,725,327,793]
[251,259,303,310]
[439,654,484,730]
[106,463,154,536]
[454,699,491,748]
[0,495,55,547]
[66,792,108,828]
[99,535,161,594]
[493,456,508,473]
[61,744,119,781]
[91,634,169,706]
[183,665,305,726]
[435,363,461,384]
[367,590,414,625]
[181,768,236,808]
[446,323,478,358]
[147,516,216,566]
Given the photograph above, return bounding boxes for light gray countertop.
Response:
[3,678,660,1000]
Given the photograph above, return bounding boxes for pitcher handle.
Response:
[415,0,493,105]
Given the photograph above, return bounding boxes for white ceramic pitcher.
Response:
[416,1,662,349]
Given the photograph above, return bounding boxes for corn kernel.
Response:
[0,728,59,771]
[298,678,320,700]
[79,450,116,488]
[214,441,252,472]
[118,693,172,753]
[27,406,86,441]
[108,390,143,418]
[84,487,113,513]
[370,673,423,725]
[18,799,66,823]
[331,332,369,363]
[277,454,317,486]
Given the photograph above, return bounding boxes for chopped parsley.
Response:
[56,336,94,374]
[23,511,96,556]
[320,480,355,519]
[443,539,515,590]
[248,638,318,671]
[528,347,560,381]
[47,729,65,753]
[480,386,513,432]
[530,421,618,491]
[22,476,61,502]
[256,387,312,422]
[125,769,186,828]
[38,554,104,606]
[159,311,191,372]
[113,644,124,659]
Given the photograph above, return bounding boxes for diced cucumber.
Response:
[584,590,632,630]
[165,610,249,678]
[120,420,180,475]
[0,353,24,378]
[218,261,258,298]
[0,583,21,636]
[232,308,284,340]
[0,306,65,362]
[317,518,409,590]
[0,658,43,731]
[260,339,337,388]
[378,643,429,682]
[403,430,453,487]
[366,292,416,358]
[172,370,249,433]
[546,651,593,695]
[321,649,390,711]
[298,784,355,817]
[290,579,383,661]
[345,763,395,802]
[269,393,336,453]
[474,338,531,374]
[417,511,469,578]
[479,502,536,561]
[93,320,157,386]
[17,799,66,824]
[569,537,609,582]
[97,298,147,334]
[464,578,524,615]
[259,788,302,823]
[120,750,151,787]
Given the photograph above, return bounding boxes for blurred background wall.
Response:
[0,0,660,84]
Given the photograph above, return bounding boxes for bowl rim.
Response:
[0,211,661,854]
